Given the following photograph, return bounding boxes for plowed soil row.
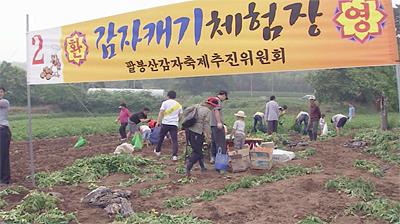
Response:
[3,134,400,224]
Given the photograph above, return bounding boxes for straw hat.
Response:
[234,111,247,118]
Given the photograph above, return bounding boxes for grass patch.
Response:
[35,154,153,188]
[297,215,327,224]
[175,165,186,175]
[295,148,316,159]
[119,176,146,187]
[0,191,76,224]
[0,186,28,197]
[114,212,212,224]
[139,185,167,198]
[10,115,118,141]
[354,129,400,164]
[354,160,384,177]
[0,186,29,209]
[346,198,400,224]
[326,176,375,201]
[163,196,193,209]
[177,176,197,185]
[148,166,168,180]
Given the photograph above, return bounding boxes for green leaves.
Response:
[35,154,153,188]
[0,191,76,224]
[114,212,212,224]
[354,129,400,164]
[297,215,327,224]
[346,198,400,224]
[326,177,376,201]
[199,190,225,201]
[307,66,398,111]
[163,197,192,209]
[0,186,29,209]
[139,185,167,198]
[295,148,316,160]
[354,160,384,177]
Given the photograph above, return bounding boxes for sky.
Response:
[0,0,187,62]
[0,0,399,62]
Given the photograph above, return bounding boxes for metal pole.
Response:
[396,64,400,115]
[26,14,36,186]
[271,74,275,95]
[250,76,253,97]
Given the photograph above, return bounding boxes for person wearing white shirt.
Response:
[154,91,183,161]
[264,95,280,134]
[295,111,309,135]
[252,112,266,133]
[0,87,11,185]
[331,114,348,136]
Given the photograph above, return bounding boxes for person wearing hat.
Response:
[115,103,131,142]
[209,90,228,164]
[231,111,247,150]
[331,114,348,136]
[308,95,321,141]
[185,97,219,177]
[252,111,266,133]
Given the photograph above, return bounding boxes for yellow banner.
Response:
[26,0,398,85]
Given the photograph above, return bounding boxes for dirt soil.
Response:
[3,134,400,224]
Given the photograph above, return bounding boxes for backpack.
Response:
[181,104,199,129]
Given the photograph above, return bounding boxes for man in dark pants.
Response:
[154,91,182,161]
[186,97,218,177]
[295,111,309,135]
[252,112,266,133]
[308,95,321,141]
[210,90,228,164]
[265,95,280,135]
[0,87,11,185]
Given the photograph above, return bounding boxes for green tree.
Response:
[308,66,398,130]
[0,61,27,105]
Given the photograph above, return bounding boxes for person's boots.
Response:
[199,159,207,172]
[186,161,193,177]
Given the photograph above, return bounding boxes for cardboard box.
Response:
[250,147,273,170]
[228,148,250,173]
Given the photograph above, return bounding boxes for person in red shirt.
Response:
[116,103,131,142]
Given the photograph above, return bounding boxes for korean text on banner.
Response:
[26,0,398,85]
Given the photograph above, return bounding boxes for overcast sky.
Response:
[1,0,398,62]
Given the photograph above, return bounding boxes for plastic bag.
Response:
[114,143,135,154]
[215,148,229,171]
[321,123,328,136]
[272,149,296,163]
[74,136,87,149]
[131,133,143,150]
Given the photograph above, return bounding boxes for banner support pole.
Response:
[396,64,400,115]
[26,14,36,187]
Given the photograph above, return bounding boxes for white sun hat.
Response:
[234,111,247,118]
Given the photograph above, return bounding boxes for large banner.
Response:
[27,0,398,85]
